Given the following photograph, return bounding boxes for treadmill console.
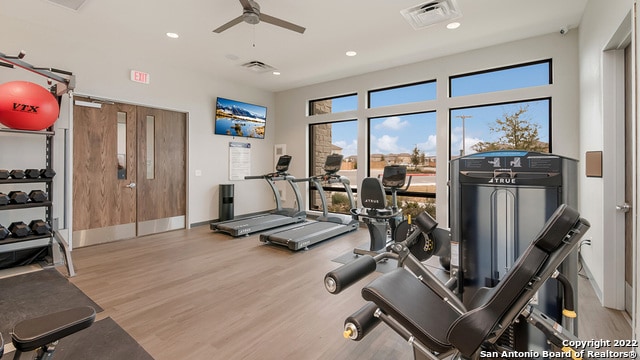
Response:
[275,155,292,173]
[382,165,407,188]
[324,154,344,175]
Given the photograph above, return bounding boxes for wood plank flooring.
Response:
[64,225,631,360]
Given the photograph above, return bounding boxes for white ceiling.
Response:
[2,0,587,92]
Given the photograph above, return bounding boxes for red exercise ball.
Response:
[0,81,59,131]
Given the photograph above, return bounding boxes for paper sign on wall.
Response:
[229,142,251,180]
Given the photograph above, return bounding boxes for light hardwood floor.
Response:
[63,225,631,360]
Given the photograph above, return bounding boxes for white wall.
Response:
[0,13,279,229]
[275,32,580,226]
[577,0,634,308]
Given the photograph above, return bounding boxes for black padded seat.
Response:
[360,204,589,359]
[12,306,96,352]
[362,268,459,353]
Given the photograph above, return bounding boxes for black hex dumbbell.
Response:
[25,169,41,178]
[8,191,29,204]
[28,190,48,203]
[29,219,51,235]
[0,169,9,180]
[0,224,9,240]
[0,192,9,206]
[9,221,29,237]
[40,169,56,178]
[10,169,25,179]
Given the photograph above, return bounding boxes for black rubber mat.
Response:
[52,317,155,360]
[0,269,102,342]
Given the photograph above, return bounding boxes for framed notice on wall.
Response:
[229,142,251,180]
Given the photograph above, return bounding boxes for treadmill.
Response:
[259,154,359,250]
[210,155,306,237]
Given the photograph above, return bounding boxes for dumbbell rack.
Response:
[0,127,59,267]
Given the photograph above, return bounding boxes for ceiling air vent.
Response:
[241,61,276,74]
[46,0,88,11]
[401,0,462,30]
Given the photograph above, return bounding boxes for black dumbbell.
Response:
[40,169,56,178]
[10,169,25,179]
[28,190,48,203]
[25,169,41,178]
[29,219,51,235]
[8,191,29,204]
[0,169,9,180]
[0,192,9,206]
[9,221,29,237]
[0,224,9,240]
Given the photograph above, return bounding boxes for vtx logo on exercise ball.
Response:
[0,81,59,131]
[12,103,41,113]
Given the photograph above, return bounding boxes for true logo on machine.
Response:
[488,177,516,184]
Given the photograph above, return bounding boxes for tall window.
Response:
[369,112,437,217]
[309,120,358,214]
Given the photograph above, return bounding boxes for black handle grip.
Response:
[324,255,377,294]
[343,302,381,341]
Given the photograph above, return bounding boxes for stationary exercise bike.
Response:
[351,165,411,256]
[0,306,95,359]
[351,165,450,267]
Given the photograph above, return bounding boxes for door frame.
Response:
[601,11,634,312]
[68,93,190,248]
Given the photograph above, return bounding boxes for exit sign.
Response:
[130,70,150,84]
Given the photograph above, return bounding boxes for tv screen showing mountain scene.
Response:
[214,97,267,139]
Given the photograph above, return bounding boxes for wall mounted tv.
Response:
[214,97,267,139]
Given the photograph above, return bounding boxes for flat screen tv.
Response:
[214,97,267,139]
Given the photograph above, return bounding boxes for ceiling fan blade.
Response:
[213,15,244,33]
[260,13,306,34]
[239,0,253,11]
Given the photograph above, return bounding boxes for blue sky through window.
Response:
[369,112,437,156]
[450,61,550,97]
[369,81,437,108]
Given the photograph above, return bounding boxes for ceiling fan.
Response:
[213,0,306,34]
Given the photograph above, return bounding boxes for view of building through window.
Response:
[309,120,357,214]
[369,112,437,217]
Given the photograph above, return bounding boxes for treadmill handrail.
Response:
[298,173,356,217]
[243,172,302,212]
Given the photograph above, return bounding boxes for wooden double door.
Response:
[72,97,186,247]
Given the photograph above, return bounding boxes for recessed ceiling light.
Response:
[166,32,179,38]
[346,51,357,57]
[446,22,461,30]
[272,71,281,75]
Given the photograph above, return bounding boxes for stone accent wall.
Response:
[310,99,332,210]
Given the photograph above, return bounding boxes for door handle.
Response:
[125,182,136,189]
[616,203,631,213]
